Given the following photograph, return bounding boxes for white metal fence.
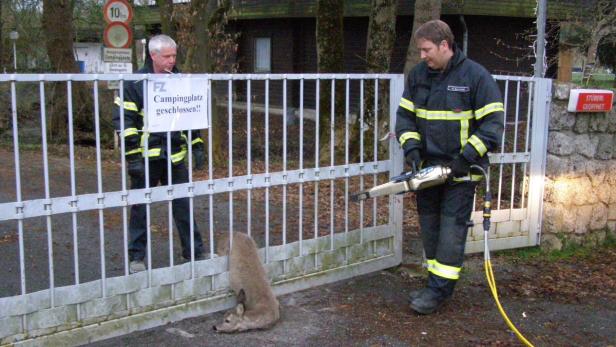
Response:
[466,76,552,253]
[0,73,550,345]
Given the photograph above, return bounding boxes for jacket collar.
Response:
[447,43,465,70]
[427,43,465,76]
[139,63,180,74]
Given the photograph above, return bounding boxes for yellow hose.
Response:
[471,164,534,347]
[484,259,534,347]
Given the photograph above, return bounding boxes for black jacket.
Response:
[395,46,504,172]
[112,65,203,163]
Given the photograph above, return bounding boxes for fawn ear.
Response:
[236,302,245,316]
[237,288,246,304]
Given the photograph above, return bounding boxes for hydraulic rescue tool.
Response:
[351,165,451,201]
[352,164,534,347]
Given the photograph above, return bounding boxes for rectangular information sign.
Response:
[145,77,209,131]
[104,62,132,89]
[103,47,132,63]
[567,89,614,112]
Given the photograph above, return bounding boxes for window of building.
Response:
[254,37,271,72]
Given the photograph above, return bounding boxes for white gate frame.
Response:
[0,73,404,346]
[465,76,552,253]
[0,73,549,346]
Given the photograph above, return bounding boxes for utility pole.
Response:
[534,0,547,77]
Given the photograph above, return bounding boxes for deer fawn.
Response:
[213,232,280,333]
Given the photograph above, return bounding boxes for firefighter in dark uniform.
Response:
[113,34,206,274]
[396,20,504,314]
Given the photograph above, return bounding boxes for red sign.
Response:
[103,22,132,48]
[568,89,614,113]
[575,92,613,112]
[103,0,133,24]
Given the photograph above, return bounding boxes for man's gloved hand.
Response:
[193,144,205,170]
[405,149,421,174]
[127,157,145,178]
[449,155,471,177]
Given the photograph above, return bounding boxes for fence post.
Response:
[388,74,405,265]
[527,77,552,246]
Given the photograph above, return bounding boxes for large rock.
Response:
[543,201,575,233]
[552,83,573,101]
[574,115,589,133]
[586,160,606,187]
[549,101,575,131]
[546,154,569,178]
[608,221,616,238]
[547,131,575,156]
[589,113,609,132]
[573,133,598,159]
[593,184,611,204]
[595,134,614,160]
[569,154,588,178]
[609,203,616,221]
[608,110,616,132]
[584,230,606,246]
[590,203,608,230]
[574,205,593,234]
[572,177,594,205]
[540,232,563,251]
[544,177,593,205]
[607,161,616,186]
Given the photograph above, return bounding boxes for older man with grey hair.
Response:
[112,34,206,273]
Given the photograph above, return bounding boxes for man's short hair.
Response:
[414,20,454,47]
[148,34,177,54]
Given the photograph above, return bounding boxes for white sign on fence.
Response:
[145,77,209,132]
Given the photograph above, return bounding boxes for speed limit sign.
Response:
[104,22,133,48]
[103,0,133,24]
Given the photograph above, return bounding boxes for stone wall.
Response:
[542,83,616,250]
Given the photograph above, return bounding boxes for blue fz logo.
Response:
[153,81,167,92]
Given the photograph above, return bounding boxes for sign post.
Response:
[103,0,134,89]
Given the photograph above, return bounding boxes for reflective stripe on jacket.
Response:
[112,65,203,163]
[395,46,504,174]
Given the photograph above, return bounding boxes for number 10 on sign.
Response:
[103,0,133,24]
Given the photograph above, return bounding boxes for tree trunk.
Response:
[181,0,232,165]
[316,0,345,165]
[356,0,397,161]
[0,2,5,131]
[0,1,3,70]
[42,0,91,141]
[583,1,615,84]
[156,0,177,39]
[403,0,441,77]
[183,0,213,73]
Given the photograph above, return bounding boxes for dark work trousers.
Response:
[416,180,477,281]
[128,160,204,261]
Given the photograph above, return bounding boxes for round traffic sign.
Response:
[103,0,133,24]
[103,22,133,48]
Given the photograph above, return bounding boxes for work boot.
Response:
[428,272,457,299]
[409,287,445,315]
[408,287,430,303]
[129,260,146,274]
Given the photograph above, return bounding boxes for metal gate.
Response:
[465,76,552,253]
[0,73,550,345]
